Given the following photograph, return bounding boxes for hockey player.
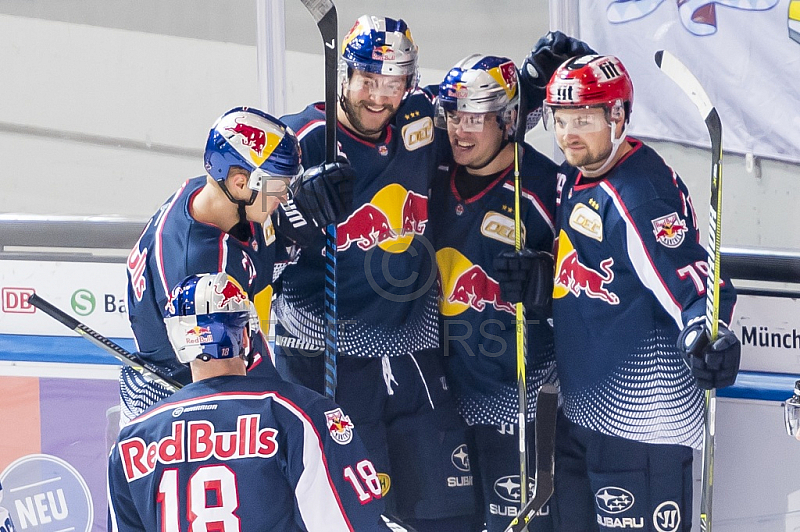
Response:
[0,481,15,532]
[430,53,560,532]
[272,15,475,531]
[541,55,741,531]
[108,272,390,531]
[123,107,353,424]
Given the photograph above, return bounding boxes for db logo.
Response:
[2,288,35,314]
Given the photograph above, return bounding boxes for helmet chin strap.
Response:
[218,180,258,225]
[579,121,628,178]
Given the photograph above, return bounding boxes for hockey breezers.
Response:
[504,383,558,532]
[29,292,182,392]
[655,49,724,532]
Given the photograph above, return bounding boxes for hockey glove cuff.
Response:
[677,320,741,390]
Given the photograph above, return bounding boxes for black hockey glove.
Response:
[290,158,355,229]
[493,249,554,318]
[520,31,596,108]
[677,319,741,390]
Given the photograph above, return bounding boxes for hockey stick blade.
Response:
[505,383,558,532]
[29,293,182,392]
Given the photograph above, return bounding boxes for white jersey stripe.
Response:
[600,181,684,328]
[296,120,325,141]
[155,181,189,302]
[503,182,556,237]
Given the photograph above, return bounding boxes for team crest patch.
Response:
[325,408,354,445]
[651,212,688,248]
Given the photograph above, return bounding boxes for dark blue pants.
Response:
[551,411,693,532]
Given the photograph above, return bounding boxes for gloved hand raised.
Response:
[519,31,596,109]
[290,157,355,228]
[677,319,741,390]
[493,249,554,318]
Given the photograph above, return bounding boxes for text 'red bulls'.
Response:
[119,414,278,482]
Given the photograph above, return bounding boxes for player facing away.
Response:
[108,272,391,532]
[123,107,352,424]
[542,55,741,531]
[430,54,560,532]
[272,15,476,531]
[0,481,15,532]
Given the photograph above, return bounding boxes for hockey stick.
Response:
[299,0,339,399]
[28,293,182,392]
[504,383,558,532]
[510,65,531,508]
[655,50,723,532]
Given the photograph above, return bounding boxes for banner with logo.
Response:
[0,260,131,337]
[577,0,800,163]
[0,375,119,532]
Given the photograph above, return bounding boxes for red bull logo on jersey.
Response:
[119,415,279,481]
[651,212,688,248]
[337,185,428,253]
[215,279,247,308]
[325,408,354,445]
[437,247,515,316]
[555,249,619,305]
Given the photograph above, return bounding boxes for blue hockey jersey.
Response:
[431,143,559,425]
[552,139,737,449]
[126,177,281,384]
[108,375,389,531]
[274,93,440,358]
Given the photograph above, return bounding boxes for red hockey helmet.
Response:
[543,55,633,127]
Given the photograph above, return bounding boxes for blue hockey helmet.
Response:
[164,272,259,364]
[341,15,419,85]
[204,107,302,194]
[435,54,519,130]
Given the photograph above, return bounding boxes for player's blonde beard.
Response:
[578,122,628,178]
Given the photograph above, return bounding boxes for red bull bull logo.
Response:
[401,191,427,236]
[555,249,619,305]
[371,45,395,61]
[225,119,267,156]
[325,408,354,445]
[215,280,247,308]
[184,325,213,345]
[337,204,397,251]
[448,264,515,315]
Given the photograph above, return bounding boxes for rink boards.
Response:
[1,259,799,531]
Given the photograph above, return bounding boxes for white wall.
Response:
[0,12,798,251]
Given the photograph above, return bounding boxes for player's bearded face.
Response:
[342,71,406,137]
[554,108,614,171]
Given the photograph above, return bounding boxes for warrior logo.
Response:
[653,501,681,532]
[325,408,354,445]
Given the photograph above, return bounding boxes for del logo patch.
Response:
[402,117,434,151]
[325,408,354,445]
[651,212,688,248]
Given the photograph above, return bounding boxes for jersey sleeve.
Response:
[282,397,388,532]
[107,446,147,532]
[603,181,736,329]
